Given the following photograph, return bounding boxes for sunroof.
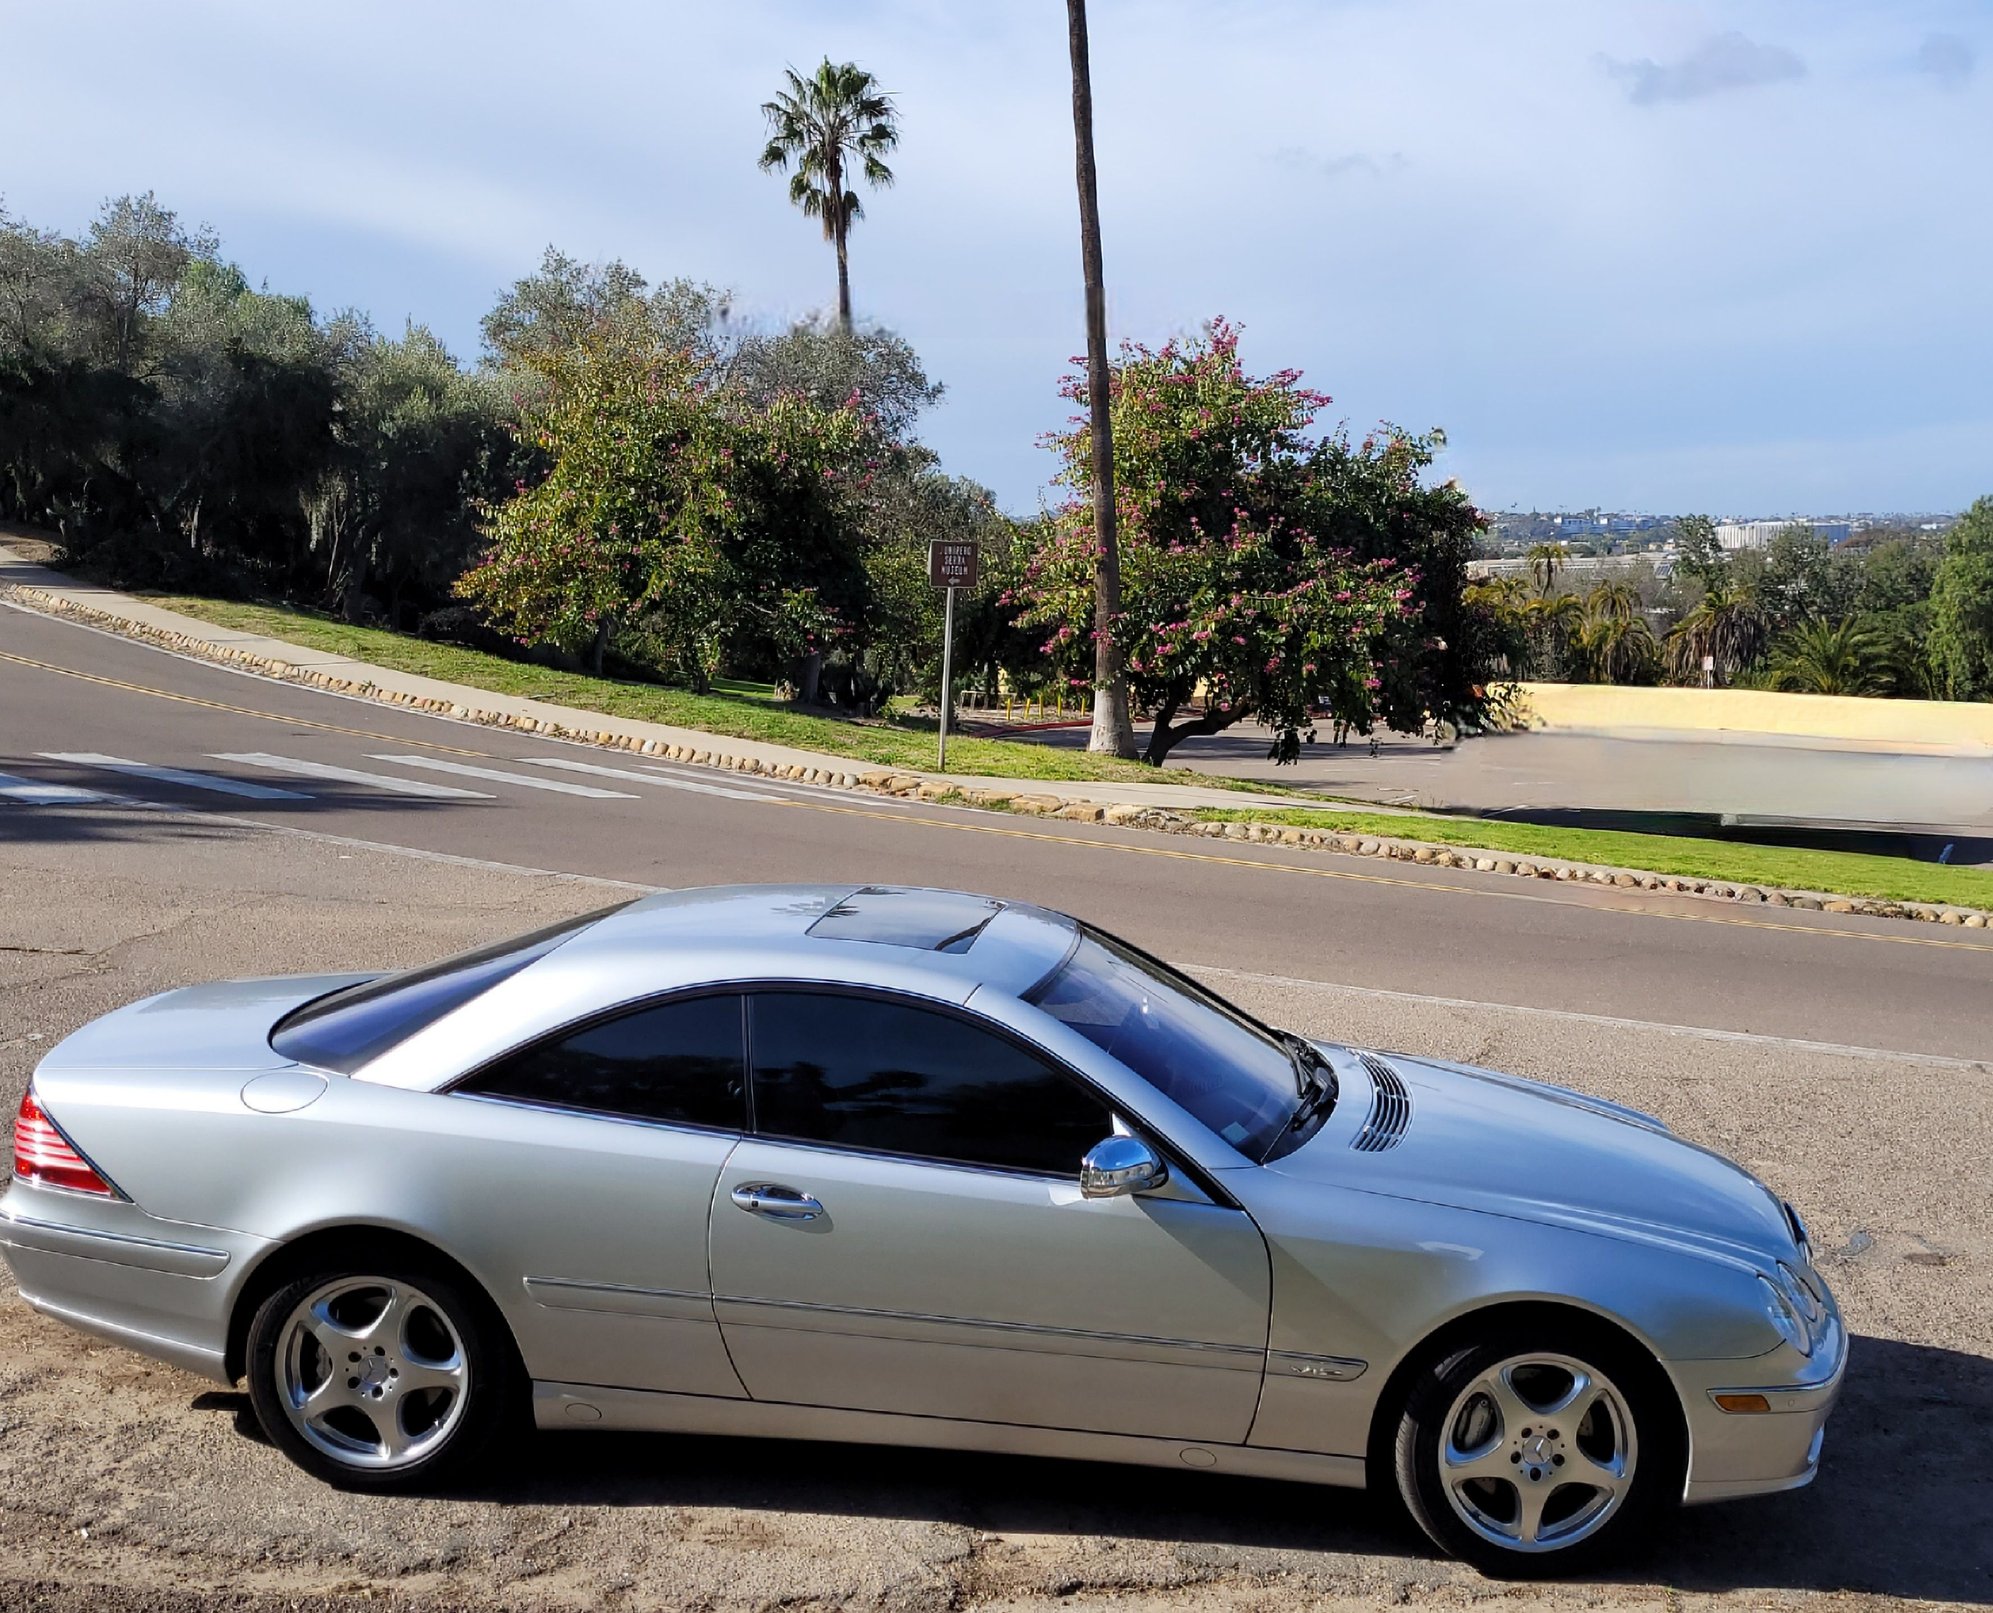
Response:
[805,888,1005,954]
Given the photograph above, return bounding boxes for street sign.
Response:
[928,542,978,771]
[928,540,980,589]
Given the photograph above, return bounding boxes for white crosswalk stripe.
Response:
[517,756,787,803]
[43,752,311,800]
[370,755,638,799]
[212,753,493,799]
[0,770,109,805]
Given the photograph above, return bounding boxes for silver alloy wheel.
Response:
[1438,1352,1638,1553]
[275,1277,470,1470]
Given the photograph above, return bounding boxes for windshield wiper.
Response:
[1278,1031,1339,1126]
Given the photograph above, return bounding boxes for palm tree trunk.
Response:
[1066,0,1137,759]
[834,222,853,333]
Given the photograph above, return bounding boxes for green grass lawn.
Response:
[1193,806,1993,909]
[143,595,1210,786]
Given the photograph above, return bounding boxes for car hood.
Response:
[33,973,372,1073]
[1271,1046,1796,1269]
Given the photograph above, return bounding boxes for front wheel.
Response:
[1393,1329,1683,1574]
[245,1259,516,1490]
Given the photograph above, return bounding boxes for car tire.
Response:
[245,1256,518,1491]
[1392,1325,1683,1575]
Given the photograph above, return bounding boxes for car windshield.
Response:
[1025,928,1299,1159]
[270,903,629,1074]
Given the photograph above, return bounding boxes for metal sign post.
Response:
[927,541,981,773]
[938,583,957,771]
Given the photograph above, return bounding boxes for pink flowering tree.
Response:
[459,333,869,689]
[1014,319,1475,765]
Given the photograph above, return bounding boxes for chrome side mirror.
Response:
[1080,1134,1168,1198]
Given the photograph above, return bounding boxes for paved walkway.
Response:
[0,546,1379,818]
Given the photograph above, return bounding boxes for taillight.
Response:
[12,1086,118,1197]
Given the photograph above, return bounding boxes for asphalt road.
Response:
[0,796,1987,1611]
[3,599,1992,1061]
[1016,716,1993,852]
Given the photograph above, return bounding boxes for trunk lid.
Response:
[33,974,372,1074]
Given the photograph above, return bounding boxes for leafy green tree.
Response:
[1012,320,1465,766]
[759,60,899,332]
[1757,524,1856,634]
[459,332,870,687]
[302,322,505,623]
[1852,533,1940,615]
[0,207,86,361]
[730,317,941,442]
[1928,497,1993,700]
[480,248,729,374]
[83,192,217,373]
[1294,427,1493,737]
[1671,513,1728,597]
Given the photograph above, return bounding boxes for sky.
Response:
[4,0,1988,519]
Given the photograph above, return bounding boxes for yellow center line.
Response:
[8,642,1988,956]
[0,646,498,758]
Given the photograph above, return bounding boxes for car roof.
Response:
[558,883,1080,1001]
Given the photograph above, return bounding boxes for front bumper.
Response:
[1676,1307,1848,1505]
[0,1181,267,1384]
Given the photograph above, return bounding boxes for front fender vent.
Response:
[1352,1054,1412,1152]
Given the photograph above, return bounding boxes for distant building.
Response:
[1714,520,1853,551]
[1467,554,1673,584]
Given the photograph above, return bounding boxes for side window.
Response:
[466,993,746,1131]
[748,992,1112,1175]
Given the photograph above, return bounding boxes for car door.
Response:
[708,988,1270,1443]
[446,990,751,1399]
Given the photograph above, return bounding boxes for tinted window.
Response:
[1026,929,1296,1159]
[749,993,1111,1175]
[466,994,745,1129]
[271,904,628,1074]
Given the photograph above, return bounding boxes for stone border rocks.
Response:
[8,579,1988,932]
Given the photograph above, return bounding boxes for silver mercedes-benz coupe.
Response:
[2,885,1842,1573]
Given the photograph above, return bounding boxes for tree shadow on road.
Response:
[202,1331,1993,1601]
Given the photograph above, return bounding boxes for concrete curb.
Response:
[7,579,1988,931]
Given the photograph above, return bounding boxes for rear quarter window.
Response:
[271,904,627,1074]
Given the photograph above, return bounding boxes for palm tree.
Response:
[1571,605,1661,685]
[1667,583,1768,686]
[1766,617,1889,696]
[1526,542,1569,596]
[1523,591,1585,678]
[1586,577,1642,624]
[1066,0,1136,757]
[759,60,899,332]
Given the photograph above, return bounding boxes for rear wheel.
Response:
[1393,1328,1681,1574]
[245,1259,515,1490]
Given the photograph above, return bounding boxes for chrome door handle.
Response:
[731,1183,824,1221]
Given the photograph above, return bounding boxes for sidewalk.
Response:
[0,546,1373,818]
